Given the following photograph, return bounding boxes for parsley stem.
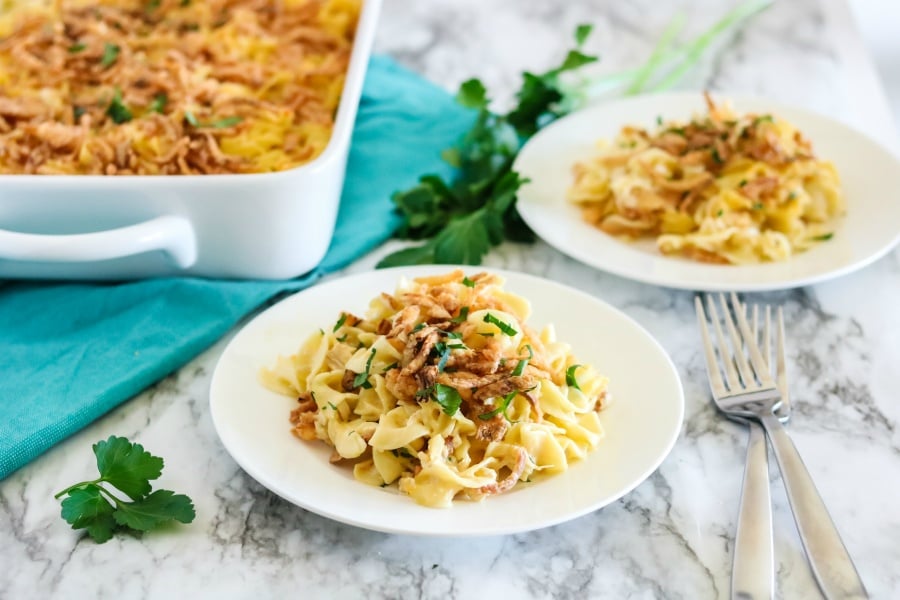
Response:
[93,482,129,506]
[53,478,101,499]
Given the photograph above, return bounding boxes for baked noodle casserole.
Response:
[0,0,360,174]
[568,93,845,264]
[260,270,611,508]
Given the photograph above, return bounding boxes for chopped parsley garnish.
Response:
[100,43,120,68]
[478,390,518,420]
[788,191,798,200]
[711,147,723,164]
[318,328,325,335]
[666,127,686,137]
[462,276,476,288]
[435,342,452,373]
[352,348,376,389]
[511,345,533,377]
[656,115,663,126]
[327,402,338,411]
[69,43,86,53]
[753,114,774,125]
[412,322,427,333]
[483,313,517,336]
[739,179,748,187]
[333,313,347,332]
[208,116,243,129]
[148,93,167,114]
[183,112,243,129]
[478,332,495,337]
[812,233,834,241]
[717,209,724,217]
[566,364,582,390]
[105,89,132,124]
[752,202,764,211]
[382,362,398,373]
[451,306,470,323]
[428,384,462,416]
[73,106,86,121]
[335,334,347,343]
[391,447,415,460]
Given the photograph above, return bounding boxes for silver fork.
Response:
[728,304,790,600]
[695,293,867,600]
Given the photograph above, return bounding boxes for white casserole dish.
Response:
[0,0,381,281]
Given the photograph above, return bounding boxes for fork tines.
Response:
[695,293,777,395]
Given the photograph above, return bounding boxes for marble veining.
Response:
[3,0,900,598]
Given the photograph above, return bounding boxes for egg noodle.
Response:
[260,270,610,508]
[568,94,844,264]
[0,0,359,174]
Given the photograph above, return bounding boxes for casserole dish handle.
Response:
[0,215,197,268]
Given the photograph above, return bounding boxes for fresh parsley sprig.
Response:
[55,436,196,543]
[377,26,596,268]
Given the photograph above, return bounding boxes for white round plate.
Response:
[514,92,900,292]
[209,266,684,536]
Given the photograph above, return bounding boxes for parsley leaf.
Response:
[183,111,242,129]
[333,313,347,332]
[54,436,195,543]
[207,116,243,129]
[432,384,462,416]
[483,313,518,336]
[69,43,86,53]
[511,345,533,377]
[435,342,452,373]
[478,390,518,421]
[353,348,376,389]
[106,88,132,124]
[575,24,593,46]
[812,233,834,241]
[566,365,583,390]
[462,276,476,288]
[450,306,469,324]
[100,43,120,68]
[93,436,162,500]
[112,489,195,531]
[148,93,167,114]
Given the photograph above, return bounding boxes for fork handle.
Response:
[732,422,774,600]
[760,414,868,599]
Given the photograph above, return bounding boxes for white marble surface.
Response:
[3,0,899,598]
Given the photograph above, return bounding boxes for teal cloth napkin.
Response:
[0,55,471,479]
